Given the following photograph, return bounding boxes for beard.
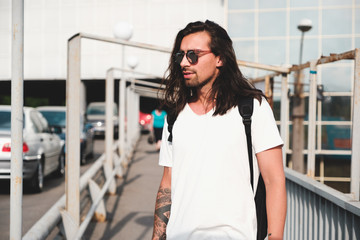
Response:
[184,74,214,89]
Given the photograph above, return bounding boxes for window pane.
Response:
[259,11,286,37]
[322,8,352,35]
[322,96,351,121]
[258,40,286,64]
[259,0,286,8]
[356,8,360,34]
[322,0,352,6]
[321,125,351,150]
[356,37,360,48]
[273,95,281,121]
[290,10,318,36]
[233,40,255,61]
[228,0,254,9]
[322,38,352,56]
[290,0,319,7]
[289,38,319,65]
[321,64,352,92]
[228,12,255,38]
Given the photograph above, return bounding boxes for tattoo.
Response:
[152,187,171,240]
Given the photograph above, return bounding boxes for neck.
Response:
[191,86,215,114]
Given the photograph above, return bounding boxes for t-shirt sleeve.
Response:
[251,98,284,154]
[158,118,173,167]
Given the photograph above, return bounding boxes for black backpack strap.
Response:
[167,113,177,142]
[238,97,254,190]
[238,96,268,240]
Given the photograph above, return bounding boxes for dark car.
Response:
[37,106,94,165]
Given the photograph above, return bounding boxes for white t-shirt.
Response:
[159,98,283,240]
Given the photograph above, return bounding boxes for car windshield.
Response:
[0,111,25,130]
[0,111,11,130]
[87,104,118,115]
[87,105,105,115]
[40,111,66,127]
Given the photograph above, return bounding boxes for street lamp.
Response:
[298,19,312,65]
[127,55,139,87]
[127,55,139,70]
[113,21,133,41]
[113,21,133,153]
[291,18,312,173]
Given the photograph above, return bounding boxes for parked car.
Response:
[37,106,94,165]
[139,111,152,133]
[0,106,63,192]
[85,102,119,137]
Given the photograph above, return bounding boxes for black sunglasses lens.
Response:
[174,52,184,64]
[187,51,198,64]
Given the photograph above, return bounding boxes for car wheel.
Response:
[29,160,44,193]
[55,150,65,177]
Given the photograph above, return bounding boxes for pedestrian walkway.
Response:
[83,134,163,239]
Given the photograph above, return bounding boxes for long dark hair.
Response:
[162,20,264,118]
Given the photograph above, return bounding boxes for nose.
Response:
[179,54,190,68]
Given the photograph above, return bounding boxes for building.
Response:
[226,0,359,192]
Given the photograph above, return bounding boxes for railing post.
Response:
[105,69,116,194]
[351,48,360,200]
[126,86,131,150]
[119,77,126,156]
[280,73,289,165]
[64,34,81,236]
[10,0,24,239]
[307,60,318,178]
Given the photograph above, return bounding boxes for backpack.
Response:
[167,97,268,240]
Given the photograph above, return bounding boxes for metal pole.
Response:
[126,85,131,149]
[292,31,306,173]
[66,35,81,227]
[307,60,318,178]
[351,48,360,200]
[10,0,24,239]
[105,70,114,169]
[280,73,289,165]
[118,45,125,147]
[119,77,126,155]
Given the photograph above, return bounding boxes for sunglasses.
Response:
[174,49,212,65]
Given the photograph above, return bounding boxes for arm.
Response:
[152,167,172,240]
[256,145,286,240]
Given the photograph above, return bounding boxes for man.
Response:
[152,20,286,240]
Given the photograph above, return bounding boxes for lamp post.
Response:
[126,56,139,146]
[113,21,133,154]
[291,18,312,173]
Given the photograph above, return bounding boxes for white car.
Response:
[86,102,119,137]
[0,106,63,192]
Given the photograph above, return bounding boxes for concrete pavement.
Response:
[83,134,163,240]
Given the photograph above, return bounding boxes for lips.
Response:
[182,71,194,79]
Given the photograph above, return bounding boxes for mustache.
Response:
[181,67,195,72]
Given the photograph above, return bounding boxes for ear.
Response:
[216,56,223,67]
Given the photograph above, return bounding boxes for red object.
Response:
[2,142,29,153]
[139,112,152,129]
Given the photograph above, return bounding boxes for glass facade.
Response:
[227,0,359,192]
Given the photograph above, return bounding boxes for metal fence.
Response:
[284,167,360,240]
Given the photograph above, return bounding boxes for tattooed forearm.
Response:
[152,187,171,240]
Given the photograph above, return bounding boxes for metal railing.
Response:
[284,167,360,240]
[248,49,360,200]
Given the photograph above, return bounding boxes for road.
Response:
[0,139,105,240]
